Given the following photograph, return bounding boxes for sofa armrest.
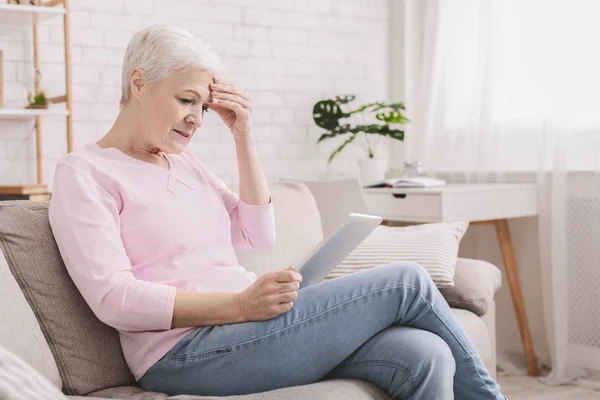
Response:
[440,258,502,316]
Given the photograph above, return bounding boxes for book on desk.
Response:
[364,177,448,189]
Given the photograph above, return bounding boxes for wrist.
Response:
[233,133,254,145]
[233,292,249,323]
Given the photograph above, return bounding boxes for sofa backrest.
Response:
[235,180,324,275]
[283,178,370,237]
[0,201,135,396]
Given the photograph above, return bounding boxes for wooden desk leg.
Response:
[495,219,538,376]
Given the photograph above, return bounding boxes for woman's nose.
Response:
[185,114,198,128]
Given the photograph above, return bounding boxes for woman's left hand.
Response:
[208,77,252,139]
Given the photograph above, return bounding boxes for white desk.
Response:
[363,183,539,375]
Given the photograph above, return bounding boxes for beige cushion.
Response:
[0,201,134,395]
[0,345,67,400]
[0,248,62,389]
[88,379,388,399]
[326,222,469,288]
[480,303,497,379]
[451,308,493,373]
[236,181,324,276]
[441,258,502,316]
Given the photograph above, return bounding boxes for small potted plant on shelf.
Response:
[312,94,409,186]
[25,70,48,109]
[26,91,48,109]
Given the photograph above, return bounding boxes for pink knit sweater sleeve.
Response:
[206,169,276,251]
[48,164,176,332]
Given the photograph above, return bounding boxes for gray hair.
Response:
[120,24,225,107]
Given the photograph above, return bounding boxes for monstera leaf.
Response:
[333,94,356,104]
[313,100,348,130]
[375,110,409,124]
[350,102,380,114]
[351,124,405,141]
[350,101,406,115]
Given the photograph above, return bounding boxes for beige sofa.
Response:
[0,180,501,399]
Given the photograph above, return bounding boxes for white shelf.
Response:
[0,108,68,119]
[0,4,65,27]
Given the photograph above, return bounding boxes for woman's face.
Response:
[136,67,213,154]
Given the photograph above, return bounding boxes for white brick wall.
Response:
[0,0,390,187]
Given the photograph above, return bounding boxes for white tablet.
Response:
[297,213,383,289]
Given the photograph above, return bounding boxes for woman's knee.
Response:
[424,334,455,369]
[413,333,456,381]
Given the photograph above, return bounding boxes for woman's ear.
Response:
[129,68,146,101]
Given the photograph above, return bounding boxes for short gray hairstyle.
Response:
[120,24,225,107]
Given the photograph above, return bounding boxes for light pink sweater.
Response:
[48,143,275,380]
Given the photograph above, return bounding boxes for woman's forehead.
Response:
[174,68,213,83]
[169,70,212,94]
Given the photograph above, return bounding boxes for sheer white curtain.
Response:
[404,0,600,387]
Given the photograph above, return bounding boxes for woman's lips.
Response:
[174,129,191,140]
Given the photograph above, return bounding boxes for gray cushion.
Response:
[0,201,135,395]
[89,379,388,399]
[0,248,62,389]
[441,258,502,316]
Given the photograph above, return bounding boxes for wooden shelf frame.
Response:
[0,0,73,186]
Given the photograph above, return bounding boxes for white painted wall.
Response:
[0,0,391,187]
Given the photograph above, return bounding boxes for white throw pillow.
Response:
[326,221,470,288]
[0,345,67,400]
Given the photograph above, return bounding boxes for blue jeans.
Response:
[139,262,506,399]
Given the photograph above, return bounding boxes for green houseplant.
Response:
[25,70,48,109]
[312,94,409,185]
[25,91,48,109]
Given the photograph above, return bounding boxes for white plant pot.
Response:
[358,158,387,187]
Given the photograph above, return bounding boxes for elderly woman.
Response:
[48,25,505,400]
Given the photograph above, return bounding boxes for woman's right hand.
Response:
[236,266,302,322]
